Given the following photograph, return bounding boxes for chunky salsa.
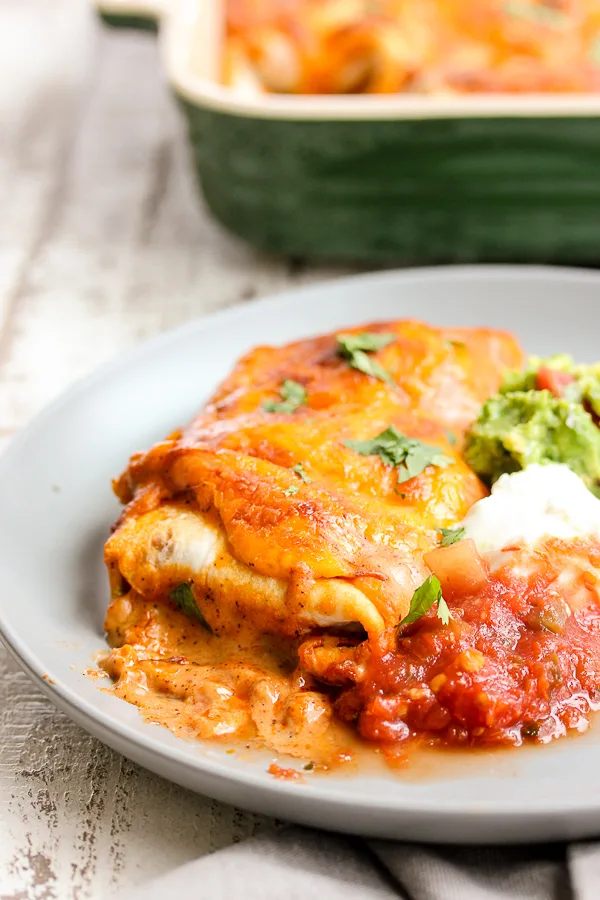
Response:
[338,538,600,750]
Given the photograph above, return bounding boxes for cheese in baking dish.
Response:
[223,0,600,95]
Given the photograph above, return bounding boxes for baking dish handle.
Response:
[96,1,166,32]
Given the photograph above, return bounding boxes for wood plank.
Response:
[0,27,348,435]
[0,0,90,328]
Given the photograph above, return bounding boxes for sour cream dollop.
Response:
[461,463,600,554]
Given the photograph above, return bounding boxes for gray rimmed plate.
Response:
[2,266,600,844]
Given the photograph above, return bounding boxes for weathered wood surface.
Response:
[0,3,350,896]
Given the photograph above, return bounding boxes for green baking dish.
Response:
[98,0,600,264]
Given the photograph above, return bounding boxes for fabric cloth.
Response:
[120,824,600,900]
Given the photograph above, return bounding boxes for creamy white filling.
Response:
[461,463,600,554]
[155,517,220,570]
[142,509,386,633]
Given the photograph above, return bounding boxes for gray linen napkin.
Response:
[119,824,600,900]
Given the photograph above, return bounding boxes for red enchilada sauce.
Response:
[337,540,600,748]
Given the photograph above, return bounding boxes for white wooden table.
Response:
[0,3,351,896]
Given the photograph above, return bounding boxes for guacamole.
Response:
[465,356,600,497]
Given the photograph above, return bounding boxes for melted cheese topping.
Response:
[100,319,524,764]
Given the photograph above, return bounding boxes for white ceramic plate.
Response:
[3,266,600,844]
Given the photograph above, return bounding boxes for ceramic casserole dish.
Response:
[98,0,600,264]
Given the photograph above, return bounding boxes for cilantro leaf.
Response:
[337,332,395,353]
[264,379,307,414]
[437,596,452,626]
[336,332,395,384]
[170,583,214,634]
[283,462,311,496]
[291,462,311,483]
[344,425,452,484]
[398,575,451,628]
[399,575,442,626]
[347,350,393,384]
[438,526,465,547]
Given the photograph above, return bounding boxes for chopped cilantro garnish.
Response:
[284,462,311,496]
[291,462,311,483]
[398,575,451,628]
[170,583,214,634]
[437,526,466,547]
[344,425,452,484]
[336,332,395,384]
[436,596,452,626]
[264,379,307,414]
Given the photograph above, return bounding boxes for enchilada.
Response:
[101,320,527,762]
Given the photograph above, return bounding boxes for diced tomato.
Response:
[535,367,575,397]
[424,538,489,598]
[340,539,600,751]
